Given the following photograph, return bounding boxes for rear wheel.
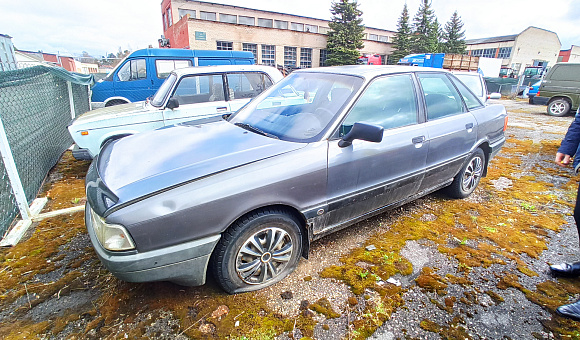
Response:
[211,208,303,294]
[446,148,485,199]
[547,99,571,117]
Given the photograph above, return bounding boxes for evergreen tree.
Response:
[443,11,467,54]
[411,0,437,53]
[390,4,412,64]
[428,18,442,53]
[325,0,365,66]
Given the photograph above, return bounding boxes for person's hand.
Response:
[556,152,571,167]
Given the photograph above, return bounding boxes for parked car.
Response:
[84,66,507,294]
[527,80,542,104]
[91,48,256,108]
[68,65,283,160]
[534,63,580,116]
[451,71,501,104]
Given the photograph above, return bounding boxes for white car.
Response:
[452,71,501,104]
[68,65,283,159]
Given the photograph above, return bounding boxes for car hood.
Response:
[72,101,151,126]
[97,120,306,204]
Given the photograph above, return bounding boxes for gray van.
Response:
[535,63,580,116]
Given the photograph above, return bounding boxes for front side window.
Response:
[341,74,417,135]
[229,72,363,142]
[117,59,147,82]
[226,72,274,99]
[155,59,192,79]
[450,75,484,110]
[418,73,465,120]
[171,74,224,105]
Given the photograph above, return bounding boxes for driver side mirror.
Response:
[338,122,384,148]
[166,97,180,110]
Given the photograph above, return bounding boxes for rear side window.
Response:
[341,74,417,133]
[549,65,580,82]
[117,59,147,81]
[172,74,224,105]
[418,73,465,120]
[156,59,193,78]
[450,75,484,110]
[226,72,274,99]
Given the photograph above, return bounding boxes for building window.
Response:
[379,35,389,43]
[319,27,330,35]
[482,48,496,58]
[284,46,297,67]
[200,11,216,21]
[471,49,483,57]
[239,16,255,26]
[369,34,379,41]
[166,8,172,28]
[304,25,318,33]
[220,13,237,24]
[274,20,288,29]
[320,49,328,66]
[290,22,304,31]
[300,48,312,68]
[261,45,275,66]
[243,43,258,61]
[497,47,512,59]
[178,9,195,19]
[257,18,273,28]
[217,41,233,50]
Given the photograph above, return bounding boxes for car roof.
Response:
[293,65,451,79]
[172,64,281,77]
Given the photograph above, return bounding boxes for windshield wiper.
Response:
[234,123,279,139]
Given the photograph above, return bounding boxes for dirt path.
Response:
[0,99,579,339]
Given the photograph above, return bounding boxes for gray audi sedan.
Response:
[85,65,507,294]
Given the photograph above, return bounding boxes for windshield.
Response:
[150,73,177,107]
[229,72,363,142]
[453,74,484,97]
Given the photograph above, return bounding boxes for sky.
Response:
[1,0,579,58]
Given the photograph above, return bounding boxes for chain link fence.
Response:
[0,66,92,238]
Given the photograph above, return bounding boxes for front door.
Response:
[163,74,230,126]
[114,58,151,102]
[323,74,428,232]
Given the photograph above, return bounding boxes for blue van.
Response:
[91,48,255,108]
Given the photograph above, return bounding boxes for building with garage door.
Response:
[465,26,561,76]
[160,0,395,68]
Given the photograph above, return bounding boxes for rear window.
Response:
[549,65,580,82]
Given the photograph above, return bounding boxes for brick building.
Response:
[160,0,395,68]
[559,45,580,63]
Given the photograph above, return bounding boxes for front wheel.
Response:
[547,99,571,117]
[446,148,486,199]
[211,209,303,294]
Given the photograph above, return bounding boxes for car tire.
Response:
[446,148,485,199]
[211,208,303,294]
[547,99,571,117]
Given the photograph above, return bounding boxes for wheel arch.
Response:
[221,204,311,259]
[475,141,491,177]
[104,97,131,106]
[547,96,572,106]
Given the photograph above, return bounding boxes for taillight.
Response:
[536,90,540,96]
[503,116,508,131]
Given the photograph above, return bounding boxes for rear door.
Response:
[162,73,230,126]
[323,73,428,231]
[417,72,477,191]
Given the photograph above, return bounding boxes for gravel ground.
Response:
[1,98,579,339]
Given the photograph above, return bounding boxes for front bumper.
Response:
[72,144,93,160]
[85,206,221,286]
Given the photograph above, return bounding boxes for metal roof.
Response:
[466,34,518,45]
[294,65,450,78]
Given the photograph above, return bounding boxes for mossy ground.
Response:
[1,107,580,339]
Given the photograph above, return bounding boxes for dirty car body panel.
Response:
[85,65,507,292]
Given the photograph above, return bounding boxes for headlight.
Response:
[90,209,135,251]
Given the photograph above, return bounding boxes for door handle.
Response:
[216,107,228,112]
[412,136,425,144]
[465,123,474,132]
